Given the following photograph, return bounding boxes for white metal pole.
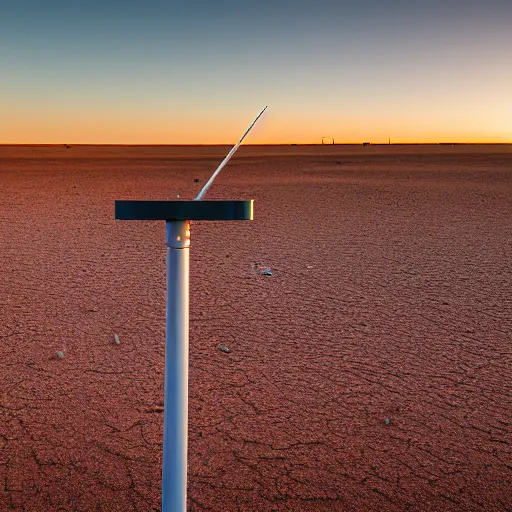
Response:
[162,220,191,512]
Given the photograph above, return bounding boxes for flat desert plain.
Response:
[0,144,511,512]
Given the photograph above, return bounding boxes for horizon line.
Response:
[1,142,511,147]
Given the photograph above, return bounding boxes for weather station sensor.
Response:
[115,106,267,512]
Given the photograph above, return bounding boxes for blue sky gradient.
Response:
[1,0,511,143]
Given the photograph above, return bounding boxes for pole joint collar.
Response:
[166,221,191,249]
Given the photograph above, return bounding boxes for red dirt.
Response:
[1,144,511,511]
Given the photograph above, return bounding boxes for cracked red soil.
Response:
[1,144,511,511]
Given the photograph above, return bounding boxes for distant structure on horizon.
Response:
[362,142,371,146]
[321,136,335,145]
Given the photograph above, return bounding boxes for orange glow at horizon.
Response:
[0,94,510,145]
[1,113,510,145]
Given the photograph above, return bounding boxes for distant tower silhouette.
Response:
[389,138,391,145]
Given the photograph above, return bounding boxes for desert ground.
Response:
[0,144,511,511]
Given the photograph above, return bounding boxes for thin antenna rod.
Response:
[195,106,267,201]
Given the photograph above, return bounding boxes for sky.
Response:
[1,0,511,144]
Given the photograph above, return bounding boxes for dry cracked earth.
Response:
[0,144,511,511]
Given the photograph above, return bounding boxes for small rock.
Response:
[56,351,65,359]
[114,334,120,345]
[218,344,231,353]
[194,178,200,183]
[384,418,391,425]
